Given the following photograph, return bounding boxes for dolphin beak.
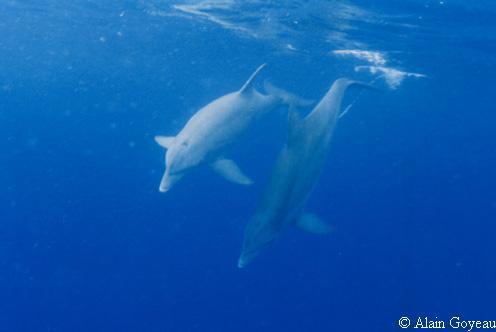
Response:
[237,250,256,269]
[238,233,273,268]
[237,257,247,269]
[159,170,183,193]
[159,172,171,192]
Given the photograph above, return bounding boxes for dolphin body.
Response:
[155,64,311,192]
[238,78,371,268]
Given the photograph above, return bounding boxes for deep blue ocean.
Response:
[1,1,496,331]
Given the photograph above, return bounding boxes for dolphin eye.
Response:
[181,141,189,147]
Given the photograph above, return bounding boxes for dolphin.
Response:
[238,78,372,268]
[154,64,312,192]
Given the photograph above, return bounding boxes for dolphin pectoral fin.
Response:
[296,213,332,235]
[159,171,183,193]
[211,159,253,186]
[154,136,175,149]
[239,64,266,93]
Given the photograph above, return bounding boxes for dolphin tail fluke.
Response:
[264,81,314,110]
[296,213,332,235]
[334,78,378,93]
[332,79,379,119]
[211,158,254,186]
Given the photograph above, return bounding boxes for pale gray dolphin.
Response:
[154,64,311,192]
[238,78,372,268]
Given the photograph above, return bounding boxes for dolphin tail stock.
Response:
[263,80,314,111]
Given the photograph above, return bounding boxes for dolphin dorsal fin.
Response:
[239,63,266,93]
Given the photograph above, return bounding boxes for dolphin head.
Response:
[159,156,188,193]
[158,139,203,192]
[238,215,277,268]
[167,139,203,170]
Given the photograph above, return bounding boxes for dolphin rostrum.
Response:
[238,78,372,268]
[154,64,312,192]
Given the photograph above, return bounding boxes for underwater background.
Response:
[1,0,496,331]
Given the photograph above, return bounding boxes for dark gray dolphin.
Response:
[238,78,372,268]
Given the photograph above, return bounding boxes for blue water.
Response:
[1,1,496,331]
